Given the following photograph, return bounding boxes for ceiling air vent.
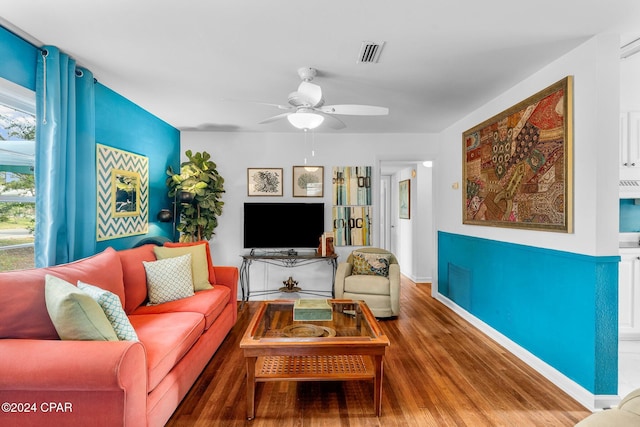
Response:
[357,41,385,63]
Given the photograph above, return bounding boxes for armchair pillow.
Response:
[143,254,194,305]
[352,251,391,277]
[78,281,139,341]
[153,244,213,291]
[44,274,119,341]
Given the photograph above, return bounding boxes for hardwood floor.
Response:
[166,277,592,426]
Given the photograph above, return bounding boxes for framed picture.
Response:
[293,166,324,197]
[399,179,410,219]
[462,76,573,232]
[332,166,372,206]
[96,144,148,241]
[247,168,283,196]
[332,206,372,246]
[111,169,141,217]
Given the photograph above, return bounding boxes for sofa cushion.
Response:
[128,312,205,392]
[117,244,157,314]
[164,241,217,284]
[352,251,391,276]
[78,281,139,341]
[132,286,231,330]
[44,275,119,341]
[0,247,124,339]
[344,274,390,296]
[154,244,213,291]
[143,254,195,305]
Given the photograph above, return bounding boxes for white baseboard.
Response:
[434,293,620,411]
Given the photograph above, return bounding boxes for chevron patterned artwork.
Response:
[96,144,148,241]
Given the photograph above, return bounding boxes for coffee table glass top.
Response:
[246,299,383,342]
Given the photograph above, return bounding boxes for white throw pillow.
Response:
[44,274,118,341]
[78,281,139,341]
[143,253,194,305]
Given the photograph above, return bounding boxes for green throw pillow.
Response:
[143,253,195,305]
[44,274,118,341]
[78,281,139,341]
[153,244,213,291]
[352,251,391,277]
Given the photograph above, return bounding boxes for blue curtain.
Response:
[35,46,95,267]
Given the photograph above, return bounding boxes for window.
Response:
[0,77,36,271]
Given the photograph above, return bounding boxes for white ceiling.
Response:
[1,1,640,134]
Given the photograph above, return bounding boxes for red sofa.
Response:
[0,243,238,427]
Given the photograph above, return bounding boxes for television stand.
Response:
[239,252,338,303]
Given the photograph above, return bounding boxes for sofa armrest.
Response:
[213,265,239,302]
[0,339,147,426]
[335,262,353,299]
[389,264,401,316]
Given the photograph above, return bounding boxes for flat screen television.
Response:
[243,202,325,249]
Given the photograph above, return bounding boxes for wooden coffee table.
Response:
[239,299,390,420]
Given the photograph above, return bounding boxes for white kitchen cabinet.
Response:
[619,250,640,339]
[620,112,640,168]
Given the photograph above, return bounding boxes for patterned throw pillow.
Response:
[44,274,118,341]
[351,251,391,277]
[78,281,139,341]
[143,253,195,305]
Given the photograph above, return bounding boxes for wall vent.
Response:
[621,180,640,187]
[357,41,385,63]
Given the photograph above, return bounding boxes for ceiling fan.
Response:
[258,67,389,130]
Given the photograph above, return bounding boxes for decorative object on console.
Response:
[399,179,410,219]
[293,165,324,197]
[317,231,335,256]
[279,276,301,293]
[165,150,225,242]
[463,76,573,232]
[247,168,283,196]
[97,144,149,241]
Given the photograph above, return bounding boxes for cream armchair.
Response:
[335,248,400,318]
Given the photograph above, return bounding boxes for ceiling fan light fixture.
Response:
[287,111,324,130]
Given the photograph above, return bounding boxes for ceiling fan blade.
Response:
[319,104,389,116]
[223,98,292,110]
[258,112,292,124]
[317,112,346,130]
[297,81,323,107]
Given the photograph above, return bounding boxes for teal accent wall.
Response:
[1,25,180,254]
[438,231,620,394]
[0,26,37,90]
[94,84,179,251]
[620,198,640,232]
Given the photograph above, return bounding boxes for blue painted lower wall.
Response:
[437,231,619,395]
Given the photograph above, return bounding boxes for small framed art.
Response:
[247,168,283,196]
[293,166,324,197]
[399,179,410,219]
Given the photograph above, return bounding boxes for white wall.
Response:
[621,52,640,111]
[181,131,437,296]
[436,34,620,257]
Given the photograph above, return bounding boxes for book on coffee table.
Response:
[293,299,333,321]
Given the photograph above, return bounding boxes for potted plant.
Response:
[166,150,224,242]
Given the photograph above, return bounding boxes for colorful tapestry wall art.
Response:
[463,76,573,232]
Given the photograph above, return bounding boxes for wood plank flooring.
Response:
[166,277,592,426]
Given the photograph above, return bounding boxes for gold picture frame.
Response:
[292,166,324,197]
[111,169,141,217]
[462,76,573,232]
